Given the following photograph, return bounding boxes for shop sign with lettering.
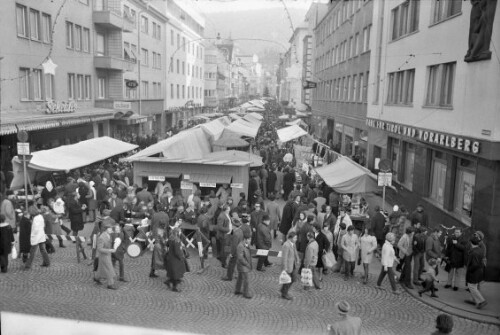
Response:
[181,181,193,190]
[366,118,480,154]
[148,176,165,181]
[230,183,243,189]
[45,100,77,114]
[200,182,216,188]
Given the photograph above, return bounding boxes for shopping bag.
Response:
[301,268,313,287]
[322,251,336,269]
[279,270,292,285]
[11,245,18,260]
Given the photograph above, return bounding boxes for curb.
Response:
[402,285,500,326]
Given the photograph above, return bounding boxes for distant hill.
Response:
[203,7,308,58]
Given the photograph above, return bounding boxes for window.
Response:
[41,13,51,43]
[352,74,358,102]
[176,59,179,74]
[16,4,28,37]
[76,74,84,100]
[19,68,30,100]
[182,61,185,74]
[68,73,75,99]
[152,52,161,69]
[182,85,185,99]
[74,25,82,51]
[66,22,73,48]
[430,151,447,206]
[82,28,90,52]
[362,25,371,52]
[402,142,415,189]
[141,16,148,34]
[141,81,148,98]
[182,37,186,51]
[354,33,359,56]
[363,71,369,102]
[29,9,40,40]
[348,37,353,59]
[391,0,419,40]
[346,76,351,101]
[390,138,401,180]
[343,77,348,101]
[453,158,475,222]
[176,84,180,99]
[45,74,55,100]
[84,75,91,99]
[170,83,174,99]
[141,48,148,66]
[97,77,105,99]
[177,33,180,48]
[32,69,42,100]
[387,69,415,105]
[170,30,174,45]
[152,22,161,39]
[96,33,105,56]
[433,0,462,23]
[425,62,455,107]
[358,73,364,102]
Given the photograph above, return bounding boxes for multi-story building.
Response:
[203,43,219,111]
[367,0,500,279]
[282,26,309,106]
[93,0,167,138]
[160,0,205,129]
[311,0,373,162]
[0,0,117,171]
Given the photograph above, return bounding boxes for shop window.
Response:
[390,138,401,179]
[453,158,475,223]
[429,151,447,206]
[402,142,415,190]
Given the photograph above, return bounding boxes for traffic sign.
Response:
[302,80,317,89]
[379,159,392,172]
[378,172,392,187]
[17,130,29,142]
[17,142,30,155]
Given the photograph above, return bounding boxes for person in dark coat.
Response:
[445,228,467,290]
[248,171,259,207]
[235,230,253,299]
[314,223,330,282]
[297,216,315,270]
[165,228,186,292]
[279,195,299,239]
[409,203,429,228]
[465,232,487,309]
[0,214,15,273]
[18,210,32,263]
[256,214,272,271]
[267,168,277,199]
[250,203,264,246]
[371,206,387,248]
[216,205,232,268]
[67,192,87,259]
[111,223,128,282]
[282,168,296,201]
[40,181,57,206]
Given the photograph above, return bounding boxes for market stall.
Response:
[277,125,308,143]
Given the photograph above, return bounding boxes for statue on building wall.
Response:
[464,0,498,62]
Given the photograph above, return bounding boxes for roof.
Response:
[277,125,308,142]
[203,150,263,167]
[226,118,261,138]
[128,156,252,167]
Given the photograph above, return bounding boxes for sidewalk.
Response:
[272,193,500,326]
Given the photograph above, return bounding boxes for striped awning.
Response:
[17,120,62,132]
[60,117,93,127]
[0,124,18,136]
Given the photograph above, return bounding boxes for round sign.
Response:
[126,80,138,89]
[17,130,29,142]
[379,159,392,172]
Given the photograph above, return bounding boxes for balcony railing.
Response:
[93,9,135,32]
[94,56,135,71]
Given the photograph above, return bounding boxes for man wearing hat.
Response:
[223,216,251,281]
[256,214,272,272]
[327,300,362,335]
[235,229,253,299]
[465,231,487,309]
[94,220,118,289]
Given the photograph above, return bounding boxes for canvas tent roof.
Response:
[203,150,263,167]
[314,156,379,193]
[226,119,261,138]
[247,112,264,120]
[286,119,308,127]
[212,129,249,148]
[277,125,308,142]
[199,116,231,141]
[126,127,211,160]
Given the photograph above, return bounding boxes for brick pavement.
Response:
[0,221,499,335]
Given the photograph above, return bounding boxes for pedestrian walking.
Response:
[216,205,232,268]
[444,228,466,291]
[94,221,118,289]
[0,214,15,273]
[341,226,359,280]
[376,232,401,294]
[314,223,330,282]
[412,228,428,285]
[265,193,281,239]
[256,214,272,272]
[304,232,320,290]
[398,227,415,289]
[280,231,300,300]
[465,232,487,309]
[359,227,377,284]
[327,300,362,335]
[25,206,51,269]
[165,228,187,292]
[111,224,128,282]
[18,210,32,263]
[234,230,253,299]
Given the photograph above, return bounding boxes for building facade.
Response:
[367,0,500,279]
[311,0,373,163]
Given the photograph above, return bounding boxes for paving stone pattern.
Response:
[1,225,499,335]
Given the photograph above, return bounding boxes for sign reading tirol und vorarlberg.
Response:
[366,118,480,155]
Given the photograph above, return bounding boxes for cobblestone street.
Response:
[0,225,498,335]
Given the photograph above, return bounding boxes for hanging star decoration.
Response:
[42,58,58,75]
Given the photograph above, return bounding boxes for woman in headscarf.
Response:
[165,227,186,292]
[40,181,57,206]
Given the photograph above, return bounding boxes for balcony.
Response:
[94,56,135,72]
[93,10,135,32]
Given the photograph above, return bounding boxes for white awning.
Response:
[226,119,261,138]
[277,125,308,143]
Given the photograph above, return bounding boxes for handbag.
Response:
[300,268,313,287]
[11,245,18,260]
[357,249,362,266]
[279,270,292,284]
[322,251,336,269]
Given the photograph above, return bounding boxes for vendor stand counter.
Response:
[350,215,370,232]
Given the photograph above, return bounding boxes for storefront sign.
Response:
[181,181,193,190]
[113,101,132,110]
[200,182,216,188]
[183,174,190,180]
[230,183,243,189]
[378,172,392,187]
[148,176,165,181]
[366,118,481,154]
[45,100,77,114]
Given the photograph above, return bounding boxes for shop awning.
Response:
[277,125,308,143]
[314,156,379,194]
[188,173,232,184]
[126,127,211,160]
[111,113,148,125]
